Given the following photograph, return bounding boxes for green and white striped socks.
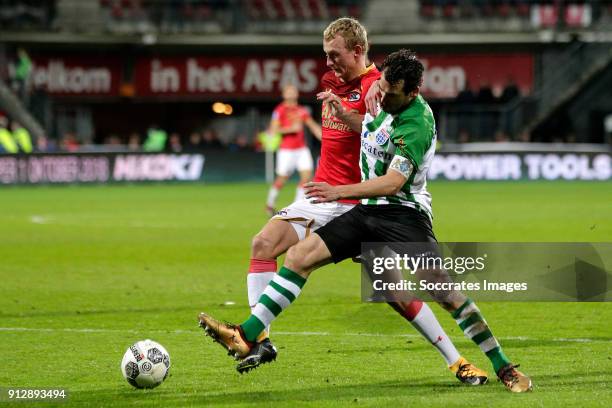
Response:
[241,267,306,342]
[452,298,510,373]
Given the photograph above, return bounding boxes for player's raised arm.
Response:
[317,90,364,133]
[365,79,382,116]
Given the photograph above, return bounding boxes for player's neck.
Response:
[340,58,367,83]
[343,60,368,83]
[342,68,364,83]
[394,96,419,117]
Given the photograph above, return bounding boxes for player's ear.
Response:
[353,44,364,58]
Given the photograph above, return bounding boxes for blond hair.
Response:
[323,17,368,54]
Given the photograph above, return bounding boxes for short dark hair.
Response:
[381,49,424,94]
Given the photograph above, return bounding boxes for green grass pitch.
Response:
[0,181,610,407]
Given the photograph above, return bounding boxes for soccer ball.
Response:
[121,339,170,389]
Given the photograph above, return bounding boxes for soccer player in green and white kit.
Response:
[199,49,532,392]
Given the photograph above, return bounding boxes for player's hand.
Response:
[304,181,340,203]
[365,79,381,116]
[316,91,346,118]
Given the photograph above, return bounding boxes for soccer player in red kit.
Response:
[199,19,488,387]
[265,84,322,216]
[242,21,379,366]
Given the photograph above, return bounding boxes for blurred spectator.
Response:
[455,81,475,104]
[499,77,520,103]
[0,116,19,154]
[36,135,58,152]
[60,131,80,152]
[185,131,203,152]
[476,81,495,104]
[11,121,33,153]
[494,129,510,142]
[474,80,497,140]
[236,134,250,150]
[517,128,531,143]
[228,134,252,152]
[202,129,223,149]
[13,48,33,106]
[168,132,182,152]
[128,132,141,151]
[143,125,167,152]
[457,128,471,143]
[104,134,123,147]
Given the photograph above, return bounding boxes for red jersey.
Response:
[314,64,381,203]
[271,103,311,150]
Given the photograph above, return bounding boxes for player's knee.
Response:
[285,243,309,272]
[251,233,276,259]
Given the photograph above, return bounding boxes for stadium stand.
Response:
[1,0,611,148]
[415,0,607,33]
[93,0,366,33]
[0,0,57,30]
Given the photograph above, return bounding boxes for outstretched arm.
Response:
[304,117,322,141]
[365,79,381,116]
[305,170,407,203]
[270,118,301,135]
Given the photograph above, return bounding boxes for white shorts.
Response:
[276,147,313,177]
[272,198,355,240]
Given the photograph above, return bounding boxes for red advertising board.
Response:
[30,57,123,96]
[133,54,533,99]
[27,53,533,99]
[413,54,534,98]
[132,56,321,98]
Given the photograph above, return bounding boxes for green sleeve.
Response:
[391,118,433,169]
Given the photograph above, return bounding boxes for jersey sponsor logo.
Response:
[322,118,351,132]
[361,139,394,162]
[348,92,360,102]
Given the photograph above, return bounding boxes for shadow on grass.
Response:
[70,369,611,407]
[71,379,478,406]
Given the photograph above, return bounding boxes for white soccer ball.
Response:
[121,339,170,389]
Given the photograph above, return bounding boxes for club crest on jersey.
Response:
[376,128,390,145]
[348,92,360,102]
